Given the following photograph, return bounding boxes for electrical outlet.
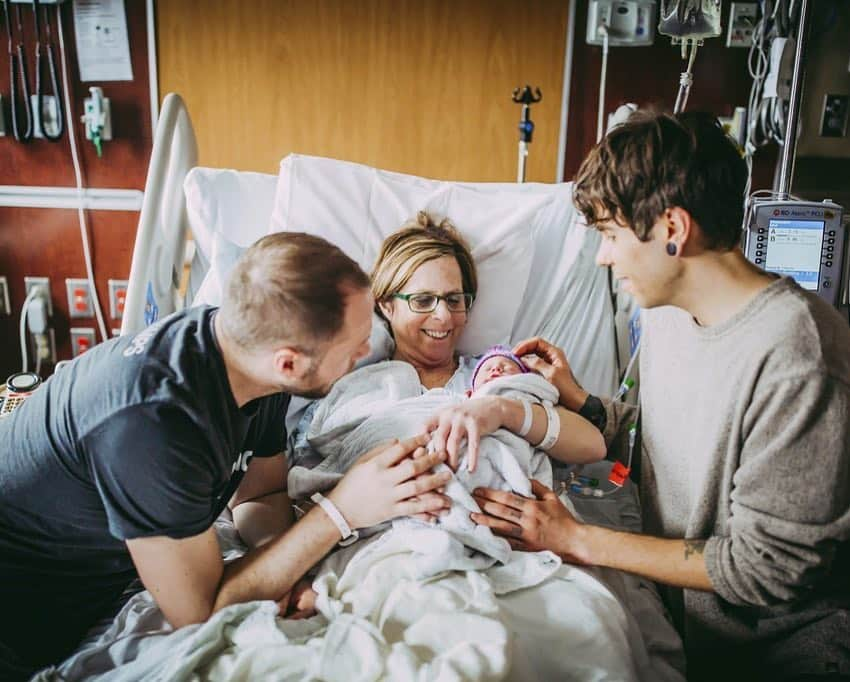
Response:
[35,328,58,366]
[108,279,129,319]
[727,2,758,48]
[24,276,52,316]
[0,276,10,316]
[70,328,97,357]
[66,278,94,318]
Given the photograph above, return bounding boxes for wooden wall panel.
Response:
[156,0,569,182]
[564,0,775,190]
[0,0,152,380]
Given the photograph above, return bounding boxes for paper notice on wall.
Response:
[73,0,133,82]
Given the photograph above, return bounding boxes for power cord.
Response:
[19,287,50,374]
[56,5,109,343]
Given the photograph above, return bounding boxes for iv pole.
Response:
[776,0,811,198]
[512,85,542,183]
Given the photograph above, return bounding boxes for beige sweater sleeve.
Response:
[704,367,850,606]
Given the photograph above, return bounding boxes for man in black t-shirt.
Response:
[0,233,452,679]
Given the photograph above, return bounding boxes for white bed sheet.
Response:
[37,480,684,682]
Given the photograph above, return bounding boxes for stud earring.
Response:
[666,242,677,256]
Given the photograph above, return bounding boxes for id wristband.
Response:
[311,492,359,547]
[537,402,561,451]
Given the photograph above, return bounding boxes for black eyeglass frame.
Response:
[391,291,475,313]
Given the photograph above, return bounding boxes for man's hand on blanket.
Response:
[471,480,590,564]
[327,434,453,529]
[513,337,588,412]
[426,395,510,473]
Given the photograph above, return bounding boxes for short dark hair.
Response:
[573,109,747,250]
[219,232,370,351]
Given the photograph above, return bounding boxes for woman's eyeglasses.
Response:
[392,292,474,313]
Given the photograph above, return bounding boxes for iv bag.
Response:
[658,0,721,41]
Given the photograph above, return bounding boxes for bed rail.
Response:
[122,93,198,335]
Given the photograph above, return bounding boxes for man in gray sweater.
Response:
[471,110,850,680]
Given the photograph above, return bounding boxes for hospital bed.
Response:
[44,92,686,681]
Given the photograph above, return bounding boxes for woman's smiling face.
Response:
[380,256,469,370]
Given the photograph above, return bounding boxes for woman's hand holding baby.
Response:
[426,396,521,473]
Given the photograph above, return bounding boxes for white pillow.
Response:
[184,167,279,255]
[270,154,553,355]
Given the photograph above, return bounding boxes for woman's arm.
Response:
[499,399,605,464]
[427,394,605,472]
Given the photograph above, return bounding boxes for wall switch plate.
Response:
[820,94,849,138]
[0,276,10,316]
[108,279,129,319]
[587,0,656,46]
[70,328,97,357]
[24,276,52,316]
[726,2,758,48]
[66,278,94,318]
[30,95,61,139]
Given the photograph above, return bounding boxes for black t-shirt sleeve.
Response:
[249,394,290,458]
[80,403,221,541]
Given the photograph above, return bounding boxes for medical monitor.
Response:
[744,199,846,307]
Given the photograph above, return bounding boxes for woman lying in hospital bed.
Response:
[287,211,605,545]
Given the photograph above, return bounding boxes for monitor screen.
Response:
[764,219,825,291]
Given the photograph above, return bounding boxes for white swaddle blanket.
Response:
[287,361,561,565]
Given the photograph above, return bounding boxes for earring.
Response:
[666,242,677,256]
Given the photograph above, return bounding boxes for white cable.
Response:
[57,6,109,343]
[596,25,609,143]
[19,288,40,373]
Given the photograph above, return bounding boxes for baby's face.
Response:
[473,356,524,391]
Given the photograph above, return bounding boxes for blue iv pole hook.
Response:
[512,85,542,183]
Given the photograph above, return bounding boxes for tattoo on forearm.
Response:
[684,540,706,560]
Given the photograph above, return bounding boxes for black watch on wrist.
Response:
[578,394,607,434]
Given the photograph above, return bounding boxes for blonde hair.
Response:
[371,212,477,315]
[219,232,370,351]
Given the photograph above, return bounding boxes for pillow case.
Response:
[269,154,553,355]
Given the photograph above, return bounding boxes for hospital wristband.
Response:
[517,400,534,438]
[311,492,359,547]
[537,402,561,451]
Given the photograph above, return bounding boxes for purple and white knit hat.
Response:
[471,344,529,387]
